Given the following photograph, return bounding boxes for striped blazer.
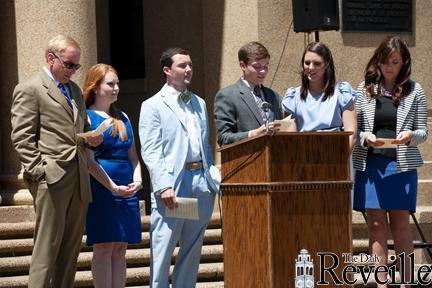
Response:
[352,80,428,172]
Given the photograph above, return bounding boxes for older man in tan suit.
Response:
[10,35,101,288]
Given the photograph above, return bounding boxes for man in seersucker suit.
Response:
[214,41,283,146]
[10,34,101,288]
[139,47,221,288]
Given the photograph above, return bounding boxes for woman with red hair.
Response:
[83,64,142,287]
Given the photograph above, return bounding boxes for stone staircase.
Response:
[0,120,431,287]
[0,190,225,287]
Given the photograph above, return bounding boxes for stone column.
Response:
[202,0,259,165]
[0,0,98,204]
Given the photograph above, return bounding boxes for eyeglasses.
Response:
[249,63,269,72]
[50,51,81,71]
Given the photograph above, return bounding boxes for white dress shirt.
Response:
[179,94,202,162]
[164,85,202,163]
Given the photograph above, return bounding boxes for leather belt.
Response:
[185,161,203,171]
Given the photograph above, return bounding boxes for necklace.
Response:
[380,85,394,98]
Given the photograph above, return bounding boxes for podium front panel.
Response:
[222,182,352,288]
[269,182,352,287]
[222,188,272,286]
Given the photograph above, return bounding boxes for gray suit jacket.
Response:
[214,79,282,145]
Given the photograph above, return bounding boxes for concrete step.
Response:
[418,180,432,206]
[0,205,34,223]
[417,118,432,172]
[2,179,431,223]
[353,206,432,235]
[417,160,432,179]
[0,244,223,276]
[0,194,222,222]
[353,205,432,221]
[0,189,31,206]
[0,262,224,288]
[353,207,432,264]
[0,199,148,223]
[0,185,223,209]
[2,208,431,257]
[0,213,222,239]
[419,140,432,161]
[0,227,222,257]
[8,236,425,274]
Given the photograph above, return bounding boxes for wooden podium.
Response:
[219,132,352,288]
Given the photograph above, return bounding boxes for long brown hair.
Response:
[300,42,336,101]
[364,36,411,105]
[83,64,127,141]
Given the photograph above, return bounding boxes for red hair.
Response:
[83,64,127,141]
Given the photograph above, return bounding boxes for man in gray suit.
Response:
[10,35,101,288]
[214,41,282,146]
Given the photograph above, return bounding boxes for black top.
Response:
[370,95,397,158]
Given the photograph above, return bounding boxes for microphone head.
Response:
[261,101,270,112]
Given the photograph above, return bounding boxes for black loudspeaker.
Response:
[292,0,340,32]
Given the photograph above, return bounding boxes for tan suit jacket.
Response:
[11,70,92,287]
[11,70,91,202]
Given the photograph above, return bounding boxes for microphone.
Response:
[261,101,270,132]
[261,101,270,112]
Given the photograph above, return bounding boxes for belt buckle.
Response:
[186,161,202,171]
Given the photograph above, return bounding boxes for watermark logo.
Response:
[295,249,314,288]
[295,249,432,286]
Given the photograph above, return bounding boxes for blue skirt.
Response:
[353,153,418,212]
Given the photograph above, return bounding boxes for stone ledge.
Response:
[0,262,224,288]
[0,189,32,206]
[0,244,224,275]
[352,206,432,225]
[0,229,222,256]
[0,206,34,223]
[417,161,432,179]
[0,212,221,239]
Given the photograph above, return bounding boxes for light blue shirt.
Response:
[282,82,356,132]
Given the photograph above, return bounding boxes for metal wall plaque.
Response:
[342,0,412,32]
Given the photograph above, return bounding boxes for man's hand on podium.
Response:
[249,122,281,138]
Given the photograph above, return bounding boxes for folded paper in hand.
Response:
[375,138,398,149]
[274,115,295,132]
[165,197,199,220]
[77,118,112,138]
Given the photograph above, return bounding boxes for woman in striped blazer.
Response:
[352,36,428,287]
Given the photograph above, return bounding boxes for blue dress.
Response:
[85,110,141,245]
[282,82,357,131]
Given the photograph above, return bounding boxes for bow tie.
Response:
[179,91,192,104]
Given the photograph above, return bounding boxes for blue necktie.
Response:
[58,83,73,109]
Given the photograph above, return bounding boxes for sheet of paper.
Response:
[274,115,295,132]
[165,197,199,220]
[375,138,398,149]
[77,118,112,139]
